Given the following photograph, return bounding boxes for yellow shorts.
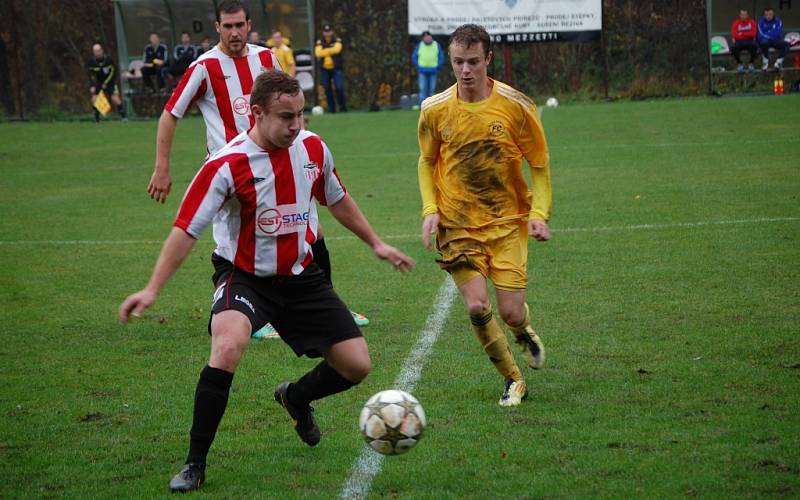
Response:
[435,222,528,291]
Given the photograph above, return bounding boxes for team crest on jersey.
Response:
[303,161,321,182]
[504,0,518,8]
[488,120,505,137]
[441,126,454,142]
[257,205,311,235]
[233,95,251,115]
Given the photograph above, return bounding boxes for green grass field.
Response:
[1,95,799,498]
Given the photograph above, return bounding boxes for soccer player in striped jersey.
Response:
[120,71,415,492]
[146,0,368,335]
[417,24,552,407]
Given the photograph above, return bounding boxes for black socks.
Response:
[186,365,234,465]
[287,361,356,408]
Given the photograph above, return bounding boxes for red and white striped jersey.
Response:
[174,130,347,277]
[165,44,282,155]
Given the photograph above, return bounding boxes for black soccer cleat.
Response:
[169,462,205,493]
[274,382,321,446]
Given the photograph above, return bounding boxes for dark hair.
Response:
[150,31,160,37]
[250,71,301,109]
[764,6,774,12]
[216,0,250,22]
[181,31,190,36]
[449,24,491,57]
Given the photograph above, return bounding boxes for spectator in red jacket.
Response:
[731,9,759,72]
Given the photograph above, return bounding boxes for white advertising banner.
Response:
[409,0,602,43]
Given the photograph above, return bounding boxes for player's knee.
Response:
[498,305,525,327]
[346,356,371,383]
[465,299,491,317]
[210,340,245,371]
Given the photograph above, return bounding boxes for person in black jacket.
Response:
[142,32,168,91]
[169,32,198,80]
[88,43,126,122]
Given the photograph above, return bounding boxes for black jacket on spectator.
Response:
[174,44,198,64]
[88,55,116,91]
[144,43,168,65]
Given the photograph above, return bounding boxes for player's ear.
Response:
[215,21,221,34]
[246,20,252,32]
[486,49,493,65]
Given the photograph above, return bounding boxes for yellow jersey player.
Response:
[417,24,552,407]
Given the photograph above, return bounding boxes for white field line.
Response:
[325,216,800,242]
[1,217,796,247]
[339,277,458,500]
[333,137,799,160]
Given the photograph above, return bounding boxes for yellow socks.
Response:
[470,309,523,382]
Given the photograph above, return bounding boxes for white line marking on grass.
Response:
[326,138,800,160]
[339,277,458,500]
[0,239,163,246]
[1,217,796,247]
[325,216,800,242]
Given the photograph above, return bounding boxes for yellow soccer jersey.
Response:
[417,80,552,229]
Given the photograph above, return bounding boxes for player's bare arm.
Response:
[327,193,415,272]
[148,110,178,203]
[118,227,196,322]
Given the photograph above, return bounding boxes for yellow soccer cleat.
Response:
[514,326,545,369]
[498,379,528,407]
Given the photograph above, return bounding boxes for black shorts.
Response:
[208,254,361,358]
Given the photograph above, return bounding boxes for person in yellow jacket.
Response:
[315,24,347,112]
[417,24,552,407]
[270,29,296,76]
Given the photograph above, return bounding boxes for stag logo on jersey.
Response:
[257,205,311,235]
[503,0,518,8]
[233,95,250,115]
[488,120,505,137]
[303,161,321,182]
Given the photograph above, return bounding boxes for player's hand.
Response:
[373,242,416,272]
[90,86,96,94]
[119,289,157,324]
[421,213,440,251]
[147,167,172,203]
[528,219,551,242]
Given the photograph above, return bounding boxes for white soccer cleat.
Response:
[514,326,546,369]
[498,379,528,407]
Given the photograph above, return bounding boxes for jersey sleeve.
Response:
[315,142,346,206]
[516,103,552,221]
[417,106,440,217]
[174,159,231,238]
[165,61,207,118]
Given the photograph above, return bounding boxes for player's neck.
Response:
[218,42,248,58]
[248,128,280,152]
[458,77,493,103]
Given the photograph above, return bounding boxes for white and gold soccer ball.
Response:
[359,389,426,455]
[311,105,325,116]
[546,97,559,108]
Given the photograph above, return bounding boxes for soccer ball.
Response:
[546,97,559,108]
[359,389,426,455]
[311,105,325,116]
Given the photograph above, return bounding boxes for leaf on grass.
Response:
[78,412,105,422]
[500,450,508,459]
[755,459,791,472]
[636,368,652,375]
[782,363,800,369]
